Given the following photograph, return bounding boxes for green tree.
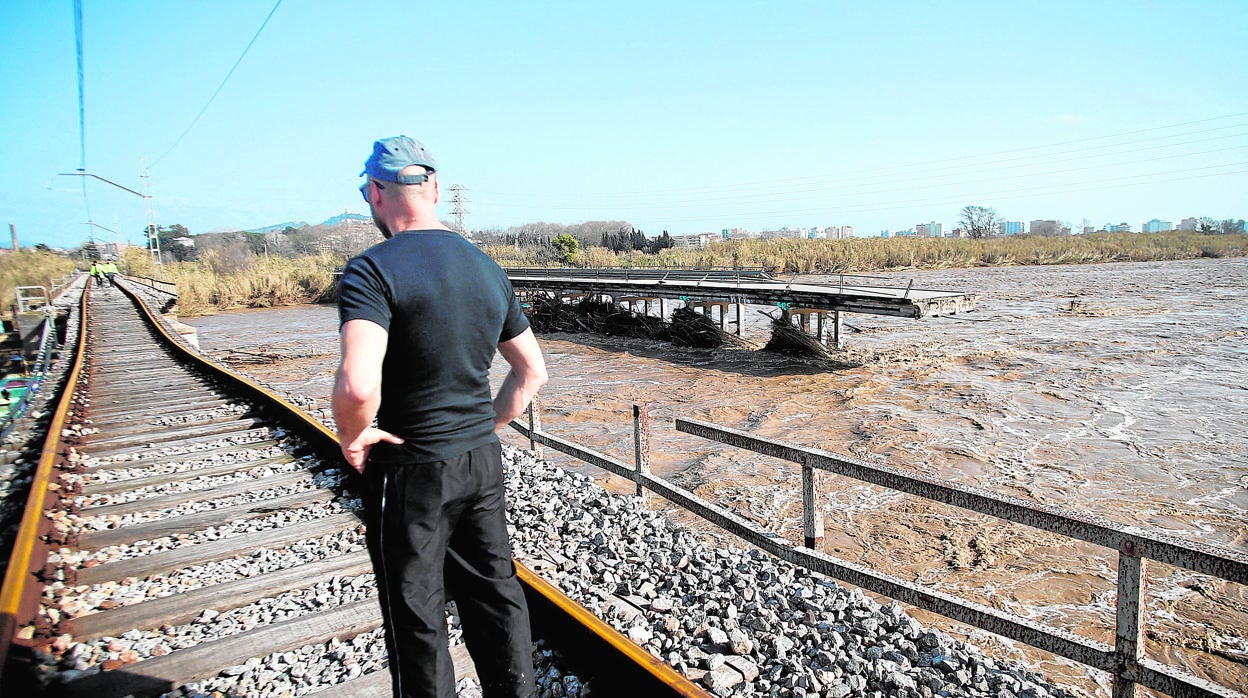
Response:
[551,234,579,265]
[156,224,196,262]
[649,231,674,253]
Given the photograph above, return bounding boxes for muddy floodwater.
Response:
[184,257,1248,696]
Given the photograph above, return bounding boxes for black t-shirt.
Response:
[337,229,529,462]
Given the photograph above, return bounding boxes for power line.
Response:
[150,0,283,168]
[478,160,1247,222]
[646,162,1248,224]
[73,0,93,242]
[475,114,1248,201]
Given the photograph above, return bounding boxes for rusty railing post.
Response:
[633,404,650,500]
[800,454,824,549]
[527,396,542,459]
[1113,539,1146,698]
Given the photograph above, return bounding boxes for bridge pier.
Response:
[683,301,744,336]
[616,296,660,317]
[788,308,843,350]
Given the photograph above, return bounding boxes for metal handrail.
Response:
[505,266,776,283]
[0,316,60,440]
[508,404,1245,698]
[121,274,177,296]
[673,419,1245,698]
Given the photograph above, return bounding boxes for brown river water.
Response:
[183,257,1248,696]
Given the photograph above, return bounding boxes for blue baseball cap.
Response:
[361,136,437,184]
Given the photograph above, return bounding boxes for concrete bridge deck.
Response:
[505,268,977,319]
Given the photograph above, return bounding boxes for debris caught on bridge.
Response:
[761,310,835,361]
[668,307,750,349]
[525,295,582,333]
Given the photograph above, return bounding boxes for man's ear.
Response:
[432,178,441,205]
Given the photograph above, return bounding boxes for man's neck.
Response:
[385,212,448,234]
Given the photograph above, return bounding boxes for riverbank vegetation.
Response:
[121,247,338,316]
[0,250,78,318]
[114,230,1247,317]
[487,230,1248,273]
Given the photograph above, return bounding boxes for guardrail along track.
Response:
[1,284,706,698]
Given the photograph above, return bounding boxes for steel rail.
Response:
[118,281,709,697]
[1,279,709,696]
[0,282,88,677]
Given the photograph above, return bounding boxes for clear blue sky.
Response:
[2,1,1245,249]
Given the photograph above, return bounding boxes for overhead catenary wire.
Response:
[72,0,93,238]
[149,0,283,168]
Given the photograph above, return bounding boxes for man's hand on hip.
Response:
[340,427,404,473]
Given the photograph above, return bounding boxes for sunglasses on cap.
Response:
[359,170,433,203]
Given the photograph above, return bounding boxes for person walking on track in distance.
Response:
[333,135,547,698]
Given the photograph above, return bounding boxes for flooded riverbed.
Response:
[184,257,1248,696]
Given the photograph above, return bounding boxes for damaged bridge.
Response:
[505,267,978,348]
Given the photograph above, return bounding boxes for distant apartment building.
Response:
[999,221,1024,236]
[672,233,719,249]
[1029,220,1062,236]
[97,241,138,258]
[1179,217,1198,231]
[1142,218,1172,233]
[816,225,854,239]
[1105,222,1132,233]
[912,221,942,238]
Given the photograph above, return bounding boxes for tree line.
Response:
[117,218,676,271]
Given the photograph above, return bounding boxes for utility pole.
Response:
[59,169,152,261]
[448,184,469,235]
[141,159,162,264]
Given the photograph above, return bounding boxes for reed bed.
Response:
[121,248,340,317]
[0,250,79,317]
[490,231,1248,274]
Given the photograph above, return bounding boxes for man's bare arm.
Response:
[493,327,548,433]
[332,319,403,472]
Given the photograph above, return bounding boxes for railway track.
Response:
[0,282,707,697]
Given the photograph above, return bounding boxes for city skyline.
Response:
[2,2,1245,250]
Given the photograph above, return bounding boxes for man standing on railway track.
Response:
[333,135,547,698]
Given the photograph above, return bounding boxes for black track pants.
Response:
[363,440,535,698]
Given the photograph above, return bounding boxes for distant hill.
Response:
[322,212,371,226]
[244,213,369,234]
[246,221,310,234]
